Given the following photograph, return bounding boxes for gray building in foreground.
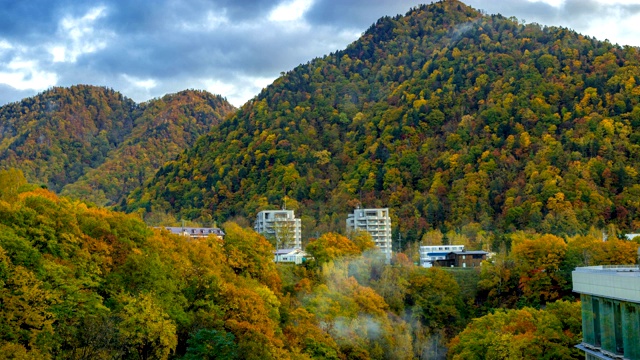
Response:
[572,265,640,360]
[346,208,392,262]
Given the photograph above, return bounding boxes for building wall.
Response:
[274,252,308,265]
[419,245,464,267]
[255,210,302,249]
[453,254,485,268]
[346,208,392,261]
[573,268,640,304]
[574,266,640,360]
[580,293,640,359]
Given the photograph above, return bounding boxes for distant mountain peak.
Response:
[0,86,235,206]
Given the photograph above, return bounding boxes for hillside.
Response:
[125,0,640,243]
[60,90,235,206]
[0,170,426,359]
[0,86,235,206]
[0,170,592,359]
[0,85,137,192]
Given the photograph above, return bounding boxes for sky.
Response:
[0,0,639,108]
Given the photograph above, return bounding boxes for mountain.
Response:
[124,0,640,243]
[60,90,236,206]
[0,86,235,206]
[0,85,137,192]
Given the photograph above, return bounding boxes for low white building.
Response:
[347,208,392,262]
[254,209,302,249]
[625,233,640,241]
[419,245,465,267]
[159,226,225,239]
[274,248,309,265]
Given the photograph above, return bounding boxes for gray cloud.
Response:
[305,0,418,28]
[466,0,640,44]
[0,0,639,108]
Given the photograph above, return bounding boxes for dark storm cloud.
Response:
[0,0,639,108]
[467,0,640,44]
[305,0,418,28]
[0,0,313,106]
[0,84,39,106]
[81,5,340,80]
[0,0,379,106]
[0,0,66,39]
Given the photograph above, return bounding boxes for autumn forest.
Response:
[2,0,640,359]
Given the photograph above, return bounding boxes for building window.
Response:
[593,298,601,347]
[623,303,640,358]
[614,302,623,355]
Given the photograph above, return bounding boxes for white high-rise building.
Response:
[254,210,302,249]
[346,208,392,261]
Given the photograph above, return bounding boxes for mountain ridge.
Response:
[0,85,235,206]
[124,0,640,244]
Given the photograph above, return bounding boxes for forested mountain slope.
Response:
[0,170,423,359]
[126,0,640,242]
[0,85,137,191]
[0,169,591,359]
[60,90,235,206]
[0,86,235,206]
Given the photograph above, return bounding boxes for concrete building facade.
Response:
[254,210,302,249]
[346,208,392,261]
[572,265,640,360]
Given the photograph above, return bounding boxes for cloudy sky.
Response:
[1,0,639,108]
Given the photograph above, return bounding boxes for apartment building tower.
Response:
[346,207,392,261]
[254,209,302,249]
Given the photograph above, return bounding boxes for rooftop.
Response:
[573,265,640,274]
[573,265,640,303]
[274,248,305,255]
[161,227,225,236]
[450,251,489,255]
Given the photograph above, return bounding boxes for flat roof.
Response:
[274,248,305,255]
[572,266,640,303]
[450,251,488,255]
[161,227,225,236]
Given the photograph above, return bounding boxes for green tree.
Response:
[447,300,582,360]
[406,268,462,334]
[183,329,237,360]
[117,292,178,360]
